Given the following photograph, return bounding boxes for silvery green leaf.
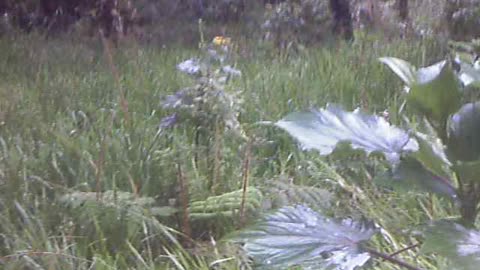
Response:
[275,104,418,164]
[422,221,480,270]
[379,57,416,85]
[409,60,461,123]
[233,205,376,270]
[411,130,452,179]
[447,102,480,161]
[381,57,462,123]
[177,58,201,75]
[454,56,480,87]
[390,157,457,199]
[416,60,448,84]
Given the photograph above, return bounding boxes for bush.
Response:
[262,0,331,49]
[0,0,138,38]
[444,0,480,41]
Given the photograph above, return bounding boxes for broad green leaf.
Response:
[382,127,457,198]
[454,160,480,184]
[379,57,416,85]
[382,157,457,199]
[408,60,461,124]
[411,130,452,180]
[275,104,418,164]
[233,205,376,270]
[422,220,480,270]
[381,57,462,124]
[447,102,480,161]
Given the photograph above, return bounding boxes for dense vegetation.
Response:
[1,0,480,269]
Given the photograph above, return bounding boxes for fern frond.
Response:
[188,187,263,220]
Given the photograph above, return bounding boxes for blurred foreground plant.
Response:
[232,40,480,269]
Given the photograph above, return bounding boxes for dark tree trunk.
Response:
[328,0,353,41]
[397,0,408,21]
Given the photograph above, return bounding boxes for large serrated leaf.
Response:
[389,157,457,199]
[275,104,418,164]
[447,102,480,162]
[454,160,480,184]
[411,130,452,180]
[377,123,457,198]
[422,220,480,270]
[380,57,462,124]
[233,205,376,270]
[379,57,416,85]
[409,60,461,123]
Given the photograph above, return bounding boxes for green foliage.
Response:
[162,34,244,136]
[233,205,376,269]
[380,57,462,125]
[59,190,178,257]
[389,157,456,198]
[2,0,138,37]
[444,0,480,41]
[237,38,480,269]
[187,0,247,22]
[0,33,451,269]
[422,220,480,270]
[274,104,418,164]
[61,190,177,220]
[262,0,331,49]
[447,102,480,161]
[264,178,333,209]
[189,187,263,219]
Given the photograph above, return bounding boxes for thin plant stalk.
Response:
[211,118,223,194]
[365,247,424,270]
[239,139,252,226]
[99,29,130,126]
[176,163,192,247]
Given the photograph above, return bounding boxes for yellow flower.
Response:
[212,36,231,46]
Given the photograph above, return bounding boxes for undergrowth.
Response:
[0,32,452,269]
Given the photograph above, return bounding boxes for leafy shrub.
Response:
[161,34,245,193]
[232,40,480,269]
[262,0,331,49]
[188,0,246,22]
[1,0,139,38]
[444,0,480,41]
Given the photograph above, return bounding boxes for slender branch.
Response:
[389,243,421,257]
[365,247,424,270]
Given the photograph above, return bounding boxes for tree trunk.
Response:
[396,0,408,21]
[328,0,353,41]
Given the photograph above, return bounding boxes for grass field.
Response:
[0,32,458,269]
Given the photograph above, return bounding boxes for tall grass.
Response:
[0,32,452,269]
